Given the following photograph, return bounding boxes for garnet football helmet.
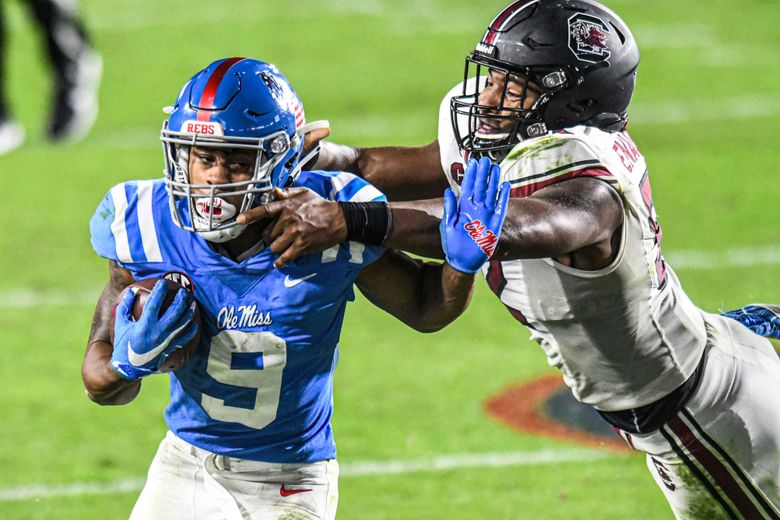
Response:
[451,0,640,160]
[161,57,307,243]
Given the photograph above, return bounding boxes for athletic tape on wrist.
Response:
[339,202,392,246]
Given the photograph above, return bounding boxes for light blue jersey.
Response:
[90,171,385,463]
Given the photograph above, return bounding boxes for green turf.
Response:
[1,0,778,518]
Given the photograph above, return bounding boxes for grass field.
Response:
[0,0,778,518]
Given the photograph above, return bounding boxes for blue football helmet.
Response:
[161,57,306,243]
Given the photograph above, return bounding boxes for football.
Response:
[109,277,202,372]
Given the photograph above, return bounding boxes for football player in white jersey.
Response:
[237,1,780,518]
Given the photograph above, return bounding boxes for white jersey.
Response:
[438,82,707,412]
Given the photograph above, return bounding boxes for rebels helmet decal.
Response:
[261,71,305,130]
[568,14,612,64]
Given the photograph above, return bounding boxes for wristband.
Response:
[339,202,392,246]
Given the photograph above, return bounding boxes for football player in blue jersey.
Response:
[81,57,509,520]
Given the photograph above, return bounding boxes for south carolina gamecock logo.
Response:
[568,13,611,64]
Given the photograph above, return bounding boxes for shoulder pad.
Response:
[501,133,616,197]
[90,180,166,264]
[295,170,386,203]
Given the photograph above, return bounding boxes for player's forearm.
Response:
[357,253,473,333]
[82,341,141,406]
[494,202,574,259]
[418,263,476,332]
[385,199,445,259]
[317,141,448,201]
[494,179,624,260]
[403,263,474,332]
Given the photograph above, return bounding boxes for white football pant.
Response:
[613,314,780,519]
[129,431,339,520]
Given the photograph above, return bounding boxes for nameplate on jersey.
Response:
[180,120,224,136]
[217,305,273,330]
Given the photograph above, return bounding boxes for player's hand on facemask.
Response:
[237,187,346,268]
[441,157,510,274]
[111,281,199,380]
[721,304,780,339]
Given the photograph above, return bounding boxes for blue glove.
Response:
[721,304,780,339]
[111,280,199,380]
[441,157,511,273]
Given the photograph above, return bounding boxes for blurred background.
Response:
[0,0,778,518]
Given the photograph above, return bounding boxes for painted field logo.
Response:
[568,13,611,64]
[464,219,498,257]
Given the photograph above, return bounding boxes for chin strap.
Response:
[197,223,248,244]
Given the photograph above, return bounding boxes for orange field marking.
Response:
[485,374,630,453]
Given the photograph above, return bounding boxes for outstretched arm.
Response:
[240,175,622,268]
[315,140,449,201]
[493,177,624,264]
[356,253,475,333]
[356,158,510,331]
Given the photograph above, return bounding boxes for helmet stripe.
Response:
[196,57,245,122]
[484,0,538,44]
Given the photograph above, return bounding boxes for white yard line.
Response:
[2,246,778,309]
[666,246,780,271]
[341,448,608,476]
[630,96,780,125]
[0,448,609,502]
[0,478,146,502]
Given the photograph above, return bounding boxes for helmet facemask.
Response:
[161,122,301,243]
[450,55,569,162]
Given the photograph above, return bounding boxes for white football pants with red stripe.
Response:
[614,314,780,519]
[129,431,339,520]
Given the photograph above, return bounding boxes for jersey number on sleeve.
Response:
[200,330,287,429]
